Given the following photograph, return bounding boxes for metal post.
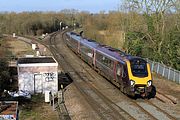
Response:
[173,70,176,82]
[58,84,64,105]
[157,63,160,73]
[58,90,62,105]
[49,92,52,105]
[52,94,55,111]
[168,68,171,80]
[162,65,165,76]
[34,74,36,94]
[146,58,149,62]
[61,84,64,103]
[151,61,154,72]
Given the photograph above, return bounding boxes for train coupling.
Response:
[135,87,145,94]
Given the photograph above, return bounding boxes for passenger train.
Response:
[65,32,156,98]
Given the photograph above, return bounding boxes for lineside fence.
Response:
[146,58,180,84]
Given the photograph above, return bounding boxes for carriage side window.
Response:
[81,44,93,57]
[70,37,78,47]
[96,52,113,69]
[102,56,113,69]
[96,52,102,62]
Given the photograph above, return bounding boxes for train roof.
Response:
[68,32,99,48]
[96,45,127,60]
[81,38,130,62]
[67,32,145,62]
[81,38,99,48]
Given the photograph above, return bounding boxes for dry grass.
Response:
[98,30,125,49]
[19,94,59,120]
[6,38,36,57]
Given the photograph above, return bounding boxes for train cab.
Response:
[123,58,153,97]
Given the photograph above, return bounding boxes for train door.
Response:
[116,62,126,91]
[122,64,129,94]
[116,63,122,83]
[88,48,94,65]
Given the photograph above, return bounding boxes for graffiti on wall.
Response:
[43,72,56,82]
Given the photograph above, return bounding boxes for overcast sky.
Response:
[0,0,121,13]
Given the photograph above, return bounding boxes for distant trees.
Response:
[0,6,179,70]
[0,12,71,36]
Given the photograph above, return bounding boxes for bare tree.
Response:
[124,0,178,54]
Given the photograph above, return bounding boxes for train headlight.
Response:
[130,80,135,86]
[147,80,152,87]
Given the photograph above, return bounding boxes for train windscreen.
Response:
[130,59,148,77]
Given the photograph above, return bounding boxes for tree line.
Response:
[0,0,179,70]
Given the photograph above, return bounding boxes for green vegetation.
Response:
[80,1,180,70]
[19,94,43,119]
[0,1,179,70]
[19,94,58,120]
[0,58,10,93]
[0,39,14,93]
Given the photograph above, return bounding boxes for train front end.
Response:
[126,58,154,98]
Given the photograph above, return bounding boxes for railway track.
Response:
[49,31,134,120]
[138,100,177,120]
[35,30,178,120]
[77,51,177,120]
[155,91,178,104]
[67,47,176,120]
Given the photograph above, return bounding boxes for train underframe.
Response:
[126,85,155,98]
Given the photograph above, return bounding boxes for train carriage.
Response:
[65,32,156,98]
[95,46,117,81]
[79,39,98,66]
[66,32,81,53]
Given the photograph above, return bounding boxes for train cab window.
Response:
[130,59,148,77]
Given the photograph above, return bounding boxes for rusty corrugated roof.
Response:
[0,101,18,115]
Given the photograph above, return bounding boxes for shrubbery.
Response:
[0,58,10,93]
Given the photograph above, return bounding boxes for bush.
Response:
[0,59,10,93]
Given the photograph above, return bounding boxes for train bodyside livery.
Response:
[65,32,156,98]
